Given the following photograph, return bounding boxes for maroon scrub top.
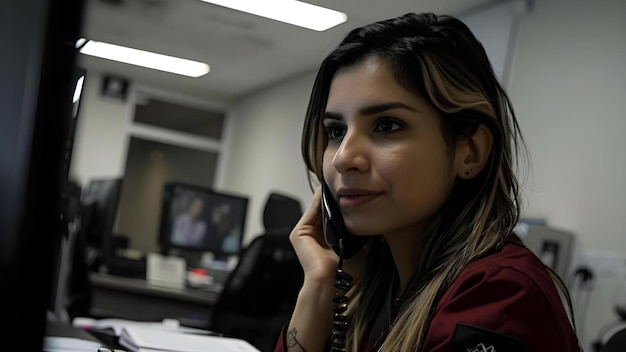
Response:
[275,242,582,351]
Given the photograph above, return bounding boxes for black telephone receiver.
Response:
[321,179,368,260]
[322,179,367,351]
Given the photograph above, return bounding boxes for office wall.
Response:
[508,0,626,348]
[510,0,626,251]
[220,73,316,237]
[70,69,130,185]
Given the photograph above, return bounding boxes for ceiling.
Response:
[78,0,495,102]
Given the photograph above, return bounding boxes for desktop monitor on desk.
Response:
[157,182,249,267]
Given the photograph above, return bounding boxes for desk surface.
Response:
[90,273,220,305]
[46,320,103,342]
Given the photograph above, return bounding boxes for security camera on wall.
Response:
[101,74,129,101]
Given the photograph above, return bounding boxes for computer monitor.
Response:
[1,0,86,347]
[158,182,249,261]
[81,178,123,270]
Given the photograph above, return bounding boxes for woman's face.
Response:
[189,199,204,218]
[322,57,460,239]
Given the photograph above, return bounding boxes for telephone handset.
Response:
[321,179,368,260]
[321,178,368,352]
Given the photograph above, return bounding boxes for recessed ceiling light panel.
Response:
[200,0,348,31]
[78,39,210,78]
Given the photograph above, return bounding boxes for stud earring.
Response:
[465,168,473,176]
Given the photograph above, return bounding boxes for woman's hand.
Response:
[286,187,342,352]
[285,186,367,352]
[290,186,367,285]
[289,186,339,284]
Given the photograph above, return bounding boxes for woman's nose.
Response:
[332,131,369,174]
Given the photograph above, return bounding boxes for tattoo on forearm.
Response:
[286,328,306,351]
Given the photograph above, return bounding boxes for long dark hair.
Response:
[302,12,531,350]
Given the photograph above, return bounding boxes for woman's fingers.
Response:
[290,187,324,245]
[295,187,322,230]
[290,187,338,278]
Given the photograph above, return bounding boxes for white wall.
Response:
[511,0,626,252]
[508,0,626,348]
[70,70,131,185]
[510,0,626,249]
[220,73,316,240]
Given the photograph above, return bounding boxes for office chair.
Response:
[262,191,303,235]
[209,191,304,351]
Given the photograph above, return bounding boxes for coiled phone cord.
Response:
[330,239,353,352]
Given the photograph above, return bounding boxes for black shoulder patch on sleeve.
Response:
[451,324,526,352]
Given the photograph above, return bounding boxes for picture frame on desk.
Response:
[146,252,186,289]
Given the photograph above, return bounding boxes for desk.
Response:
[90,273,220,327]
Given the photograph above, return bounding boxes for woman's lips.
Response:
[338,192,381,208]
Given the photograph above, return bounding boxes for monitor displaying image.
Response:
[158,182,248,258]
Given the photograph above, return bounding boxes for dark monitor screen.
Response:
[158,182,248,258]
[81,178,122,267]
[1,0,86,346]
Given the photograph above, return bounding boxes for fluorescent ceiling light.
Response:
[77,39,210,78]
[200,0,347,31]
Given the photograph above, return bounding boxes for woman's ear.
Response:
[454,124,493,180]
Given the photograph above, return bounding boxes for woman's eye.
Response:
[375,119,402,133]
[325,124,346,140]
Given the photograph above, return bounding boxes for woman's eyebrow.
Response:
[360,102,417,115]
[322,111,342,120]
[323,102,417,121]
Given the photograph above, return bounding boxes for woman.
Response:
[171,197,207,246]
[276,12,581,352]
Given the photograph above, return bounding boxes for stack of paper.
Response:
[119,326,260,352]
[43,336,102,352]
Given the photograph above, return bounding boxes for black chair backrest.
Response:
[601,328,626,352]
[214,234,303,317]
[209,191,304,351]
[263,192,303,233]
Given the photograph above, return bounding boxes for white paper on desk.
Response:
[43,336,102,352]
[74,317,213,337]
[119,326,260,352]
